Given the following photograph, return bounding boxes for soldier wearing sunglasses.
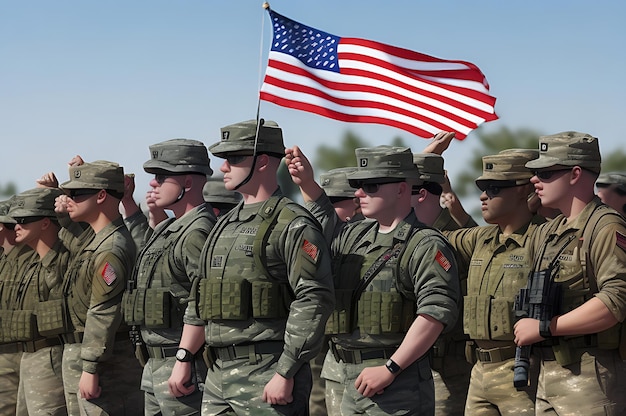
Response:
[0,196,35,415]
[286,145,460,415]
[514,132,626,415]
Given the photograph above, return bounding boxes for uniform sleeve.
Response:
[124,210,152,256]
[175,226,212,283]
[80,251,128,374]
[275,216,335,379]
[406,233,460,332]
[443,226,482,273]
[305,192,343,243]
[591,222,626,322]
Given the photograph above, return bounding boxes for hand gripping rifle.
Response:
[512,235,575,388]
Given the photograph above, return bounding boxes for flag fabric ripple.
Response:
[260,9,498,140]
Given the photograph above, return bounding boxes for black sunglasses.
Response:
[533,169,571,181]
[68,189,100,199]
[14,216,46,225]
[476,182,520,198]
[352,180,403,194]
[3,223,15,230]
[225,155,250,165]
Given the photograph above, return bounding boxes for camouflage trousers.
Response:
[431,344,472,416]
[320,349,344,416]
[465,356,538,416]
[325,352,435,415]
[202,350,312,415]
[535,347,626,416]
[16,345,66,416]
[141,355,206,416]
[62,341,144,416]
[309,338,329,415]
[0,350,22,416]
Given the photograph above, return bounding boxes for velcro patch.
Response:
[302,239,319,263]
[616,231,626,252]
[101,262,117,286]
[435,250,452,271]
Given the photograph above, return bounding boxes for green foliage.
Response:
[602,149,626,173]
[314,131,369,172]
[0,182,17,198]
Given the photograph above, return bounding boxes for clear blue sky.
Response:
[2,1,625,201]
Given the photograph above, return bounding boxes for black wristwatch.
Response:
[175,348,194,362]
[385,358,402,375]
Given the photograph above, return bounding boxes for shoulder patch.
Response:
[302,239,319,263]
[101,262,117,286]
[435,250,452,271]
[616,231,626,252]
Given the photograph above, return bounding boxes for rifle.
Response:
[512,234,575,388]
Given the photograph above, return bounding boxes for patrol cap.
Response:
[413,153,445,184]
[143,139,213,176]
[209,119,285,158]
[476,148,538,185]
[525,131,601,173]
[0,196,15,224]
[60,160,125,194]
[320,167,358,198]
[8,188,62,219]
[347,146,422,186]
[596,171,626,193]
[202,177,242,206]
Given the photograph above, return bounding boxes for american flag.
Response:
[260,9,498,140]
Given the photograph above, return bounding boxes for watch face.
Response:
[176,349,187,360]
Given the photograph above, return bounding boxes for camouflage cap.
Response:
[209,119,285,158]
[525,131,601,173]
[0,196,15,224]
[8,188,63,219]
[596,171,626,193]
[60,160,125,193]
[347,146,421,185]
[413,153,445,184]
[476,148,538,184]
[202,177,242,206]
[143,138,213,176]
[320,167,358,198]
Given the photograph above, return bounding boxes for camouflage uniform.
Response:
[596,171,626,217]
[0,197,35,416]
[413,153,473,416]
[523,132,626,415]
[444,150,542,415]
[124,139,216,415]
[58,161,142,415]
[2,188,68,416]
[185,119,335,415]
[313,147,460,415]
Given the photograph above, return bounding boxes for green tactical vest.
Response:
[196,196,314,321]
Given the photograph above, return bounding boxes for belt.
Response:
[476,345,516,363]
[21,338,62,353]
[60,332,84,344]
[330,343,396,364]
[0,342,21,354]
[147,345,179,359]
[209,341,284,362]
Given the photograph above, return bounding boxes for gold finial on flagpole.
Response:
[262,2,270,10]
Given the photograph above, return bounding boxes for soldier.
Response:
[168,119,335,415]
[0,196,34,416]
[410,152,474,416]
[8,188,68,415]
[202,176,242,217]
[286,145,460,415]
[440,149,544,415]
[595,171,626,217]
[515,132,626,415]
[123,139,217,415]
[57,160,143,415]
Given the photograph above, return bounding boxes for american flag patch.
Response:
[435,250,452,271]
[302,239,319,263]
[101,262,117,286]
[616,231,626,252]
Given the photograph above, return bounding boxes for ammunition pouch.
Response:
[325,289,353,334]
[2,309,38,342]
[36,298,72,337]
[144,288,171,329]
[464,295,515,341]
[0,310,12,343]
[123,289,145,326]
[357,291,414,335]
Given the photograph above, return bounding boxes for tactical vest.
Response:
[325,221,441,336]
[462,227,535,341]
[196,196,311,321]
[124,213,214,329]
[539,204,625,364]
